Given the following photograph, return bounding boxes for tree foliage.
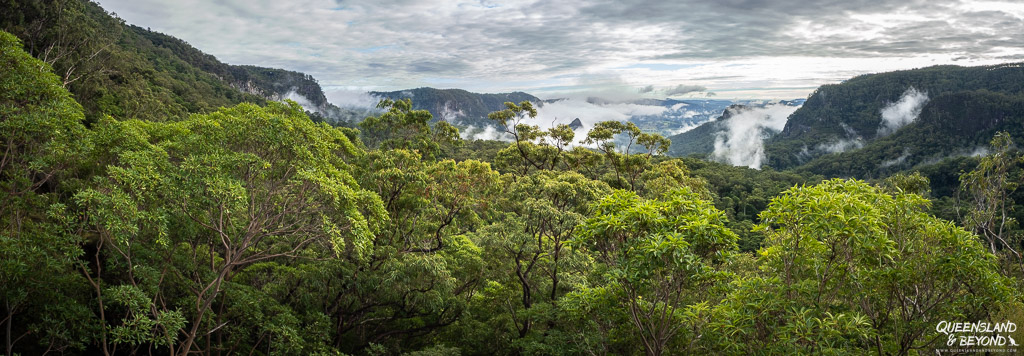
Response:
[571,188,737,356]
[0,29,94,356]
[710,179,1013,355]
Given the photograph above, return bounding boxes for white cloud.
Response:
[284,90,318,112]
[461,125,510,141]
[880,150,912,168]
[878,87,929,136]
[323,87,381,109]
[969,146,990,157]
[534,99,628,130]
[600,103,668,117]
[681,110,700,119]
[664,84,707,96]
[816,138,865,154]
[439,101,466,121]
[666,123,701,136]
[712,104,799,169]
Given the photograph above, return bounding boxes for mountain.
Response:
[370,87,540,127]
[365,90,788,140]
[795,89,1024,178]
[764,63,1024,170]
[131,28,370,123]
[0,0,350,123]
[568,118,584,130]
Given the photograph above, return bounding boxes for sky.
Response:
[95,0,1024,100]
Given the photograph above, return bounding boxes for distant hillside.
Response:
[796,89,1024,178]
[0,0,350,123]
[131,27,365,121]
[370,87,540,127]
[765,63,1024,169]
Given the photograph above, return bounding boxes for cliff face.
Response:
[226,66,330,107]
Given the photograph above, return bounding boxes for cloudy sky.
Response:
[96,0,1024,100]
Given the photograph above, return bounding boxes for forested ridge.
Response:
[795,90,1024,178]
[0,0,348,124]
[765,63,1024,170]
[3,1,1024,355]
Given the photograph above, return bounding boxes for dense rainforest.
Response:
[3,1,1024,355]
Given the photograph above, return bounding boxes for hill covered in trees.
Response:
[764,63,1024,170]
[796,89,1024,178]
[0,0,353,124]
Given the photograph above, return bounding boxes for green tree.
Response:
[320,149,498,352]
[583,121,671,191]
[359,98,460,160]
[358,149,498,253]
[959,132,1022,266]
[0,30,94,355]
[572,188,738,356]
[712,179,1013,355]
[470,171,610,352]
[76,101,385,355]
[488,101,578,175]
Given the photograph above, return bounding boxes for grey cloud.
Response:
[691,75,744,80]
[95,0,1024,95]
[408,59,472,74]
[579,0,1021,59]
[665,84,707,96]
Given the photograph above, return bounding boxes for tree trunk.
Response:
[5,300,12,356]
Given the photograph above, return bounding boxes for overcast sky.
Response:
[96,0,1024,100]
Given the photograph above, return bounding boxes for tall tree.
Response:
[572,188,738,356]
[0,30,93,356]
[359,98,460,160]
[584,121,671,191]
[76,101,385,355]
[959,132,1023,266]
[712,179,1013,355]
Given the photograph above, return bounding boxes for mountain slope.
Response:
[765,63,1024,169]
[0,0,346,123]
[796,90,1024,178]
